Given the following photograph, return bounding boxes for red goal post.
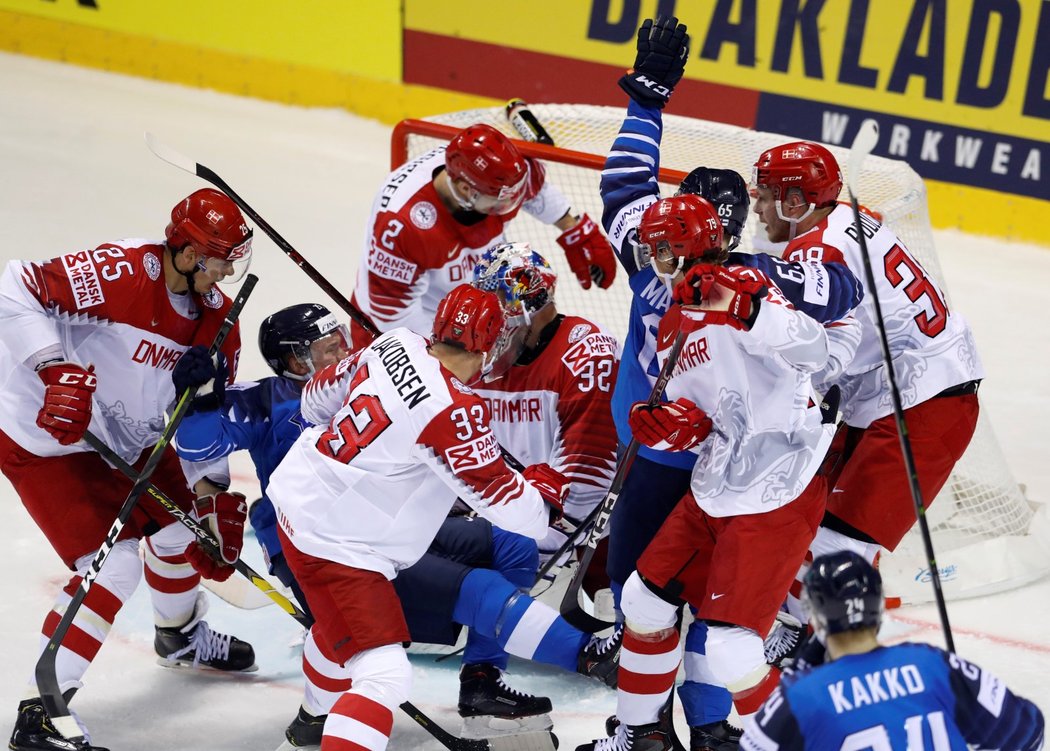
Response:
[392,104,1050,606]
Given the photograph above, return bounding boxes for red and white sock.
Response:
[616,626,681,726]
[143,528,201,627]
[303,627,353,717]
[322,692,393,751]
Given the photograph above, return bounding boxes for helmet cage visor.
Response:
[450,171,529,216]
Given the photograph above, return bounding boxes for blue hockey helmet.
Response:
[676,167,749,250]
[802,551,884,639]
[258,303,350,380]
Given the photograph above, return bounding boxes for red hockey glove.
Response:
[183,491,247,582]
[629,398,712,452]
[556,214,617,290]
[36,361,97,445]
[673,264,767,331]
[523,463,569,523]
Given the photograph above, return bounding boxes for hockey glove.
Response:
[556,214,617,290]
[629,398,712,452]
[673,264,768,331]
[172,345,228,414]
[523,463,569,523]
[618,16,690,109]
[183,491,247,582]
[36,361,97,445]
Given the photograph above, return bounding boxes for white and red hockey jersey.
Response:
[657,288,833,518]
[473,315,619,522]
[266,329,551,579]
[782,205,984,428]
[0,241,240,460]
[351,148,571,342]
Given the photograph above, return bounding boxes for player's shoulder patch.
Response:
[567,322,594,344]
[409,201,438,230]
[201,288,224,309]
[143,251,161,281]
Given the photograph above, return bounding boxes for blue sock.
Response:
[678,620,732,726]
[455,568,587,671]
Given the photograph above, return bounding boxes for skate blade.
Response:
[155,655,260,672]
[274,740,319,751]
[460,713,554,738]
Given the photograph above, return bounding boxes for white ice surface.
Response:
[0,52,1047,749]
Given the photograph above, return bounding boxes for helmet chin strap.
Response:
[169,245,203,293]
[775,198,816,241]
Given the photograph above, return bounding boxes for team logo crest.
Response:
[410,201,438,230]
[143,252,161,281]
[201,288,223,309]
[567,323,591,344]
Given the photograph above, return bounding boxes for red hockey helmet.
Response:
[752,141,843,208]
[432,284,506,355]
[166,189,253,283]
[445,124,529,215]
[637,195,724,266]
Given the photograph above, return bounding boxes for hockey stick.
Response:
[845,119,955,653]
[558,329,689,633]
[79,431,310,626]
[143,133,527,474]
[35,273,258,742]
[145,132,380,338]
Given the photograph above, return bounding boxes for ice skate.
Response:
[8,698,109,751]
[688,720,741,751]
[273,706,325,750]
[763,611,804,669]
[458,663,554,738]
[577,623,624,687]
[155,612,256,671]
[576,717,674,751]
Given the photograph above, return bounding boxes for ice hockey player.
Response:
[750,142,984,619]
[578,193,837,751]
[0,188,258,751]
[742,551,1045,751]
[471,242,619,585]
[349,121,617,347]
[171,301,621,749]
[598,16,862,751]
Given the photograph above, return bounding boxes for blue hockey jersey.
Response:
[743,643,1044,751]
[600,100,862,470]
[174,376,308,571]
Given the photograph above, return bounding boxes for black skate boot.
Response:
[458,663,554,738]
[763,612,804,670]
[274,706,326,750]
[578,623,624,688]
[689,721,741,751]
[576,717,674,751]
[8,698,110,751]
[155,613,256,672]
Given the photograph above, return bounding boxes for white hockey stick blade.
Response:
[846,119,880,196]
[144,132,198,175]
[485,731,558,751]
[202,572,281,610]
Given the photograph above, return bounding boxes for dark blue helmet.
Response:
[258,303,349,379]
[677,167,749,250]
[802,551,883,638]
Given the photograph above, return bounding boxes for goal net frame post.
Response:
[390,105,1050,606]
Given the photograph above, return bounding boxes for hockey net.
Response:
[393,104,1050,605]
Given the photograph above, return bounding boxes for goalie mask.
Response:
[445,124,529,216]
[166,188,253,283]
[801,551,884,641]
[637,195,724,292]
[259,303,351,381]
[471,242,556,379]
